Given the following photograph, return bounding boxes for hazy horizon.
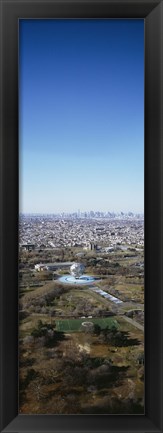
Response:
[19,209,144,216]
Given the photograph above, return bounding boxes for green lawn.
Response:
[56,317,118,332]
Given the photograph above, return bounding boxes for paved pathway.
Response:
[90,286,123,304]
[122,315,144,332]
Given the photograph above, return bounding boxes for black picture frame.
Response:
[0,0,163,432]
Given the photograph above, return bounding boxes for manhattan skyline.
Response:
[19,19,144,214]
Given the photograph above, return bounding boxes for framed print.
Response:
[0,0,163,432]
[18,17,145,417]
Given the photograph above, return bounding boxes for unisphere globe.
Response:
[70,262,85,278]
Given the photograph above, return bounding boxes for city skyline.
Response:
[19,19,144,214]
[20,209,144,216]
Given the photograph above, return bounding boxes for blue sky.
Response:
[19,19,144,214]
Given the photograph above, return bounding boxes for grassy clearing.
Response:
[55,317,118,332]
[99,282,144,305]
[115,284,144,301]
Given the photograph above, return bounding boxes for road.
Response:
[122,315,144,331]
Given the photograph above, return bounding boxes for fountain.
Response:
[58,262,98,285]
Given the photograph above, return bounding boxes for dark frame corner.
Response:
[0,1,163,432]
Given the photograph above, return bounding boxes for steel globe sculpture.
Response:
[58,261,99,285]
[70,262,85,279]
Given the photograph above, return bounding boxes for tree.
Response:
[93,324,101,335]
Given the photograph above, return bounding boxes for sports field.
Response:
[56,317,118,332]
